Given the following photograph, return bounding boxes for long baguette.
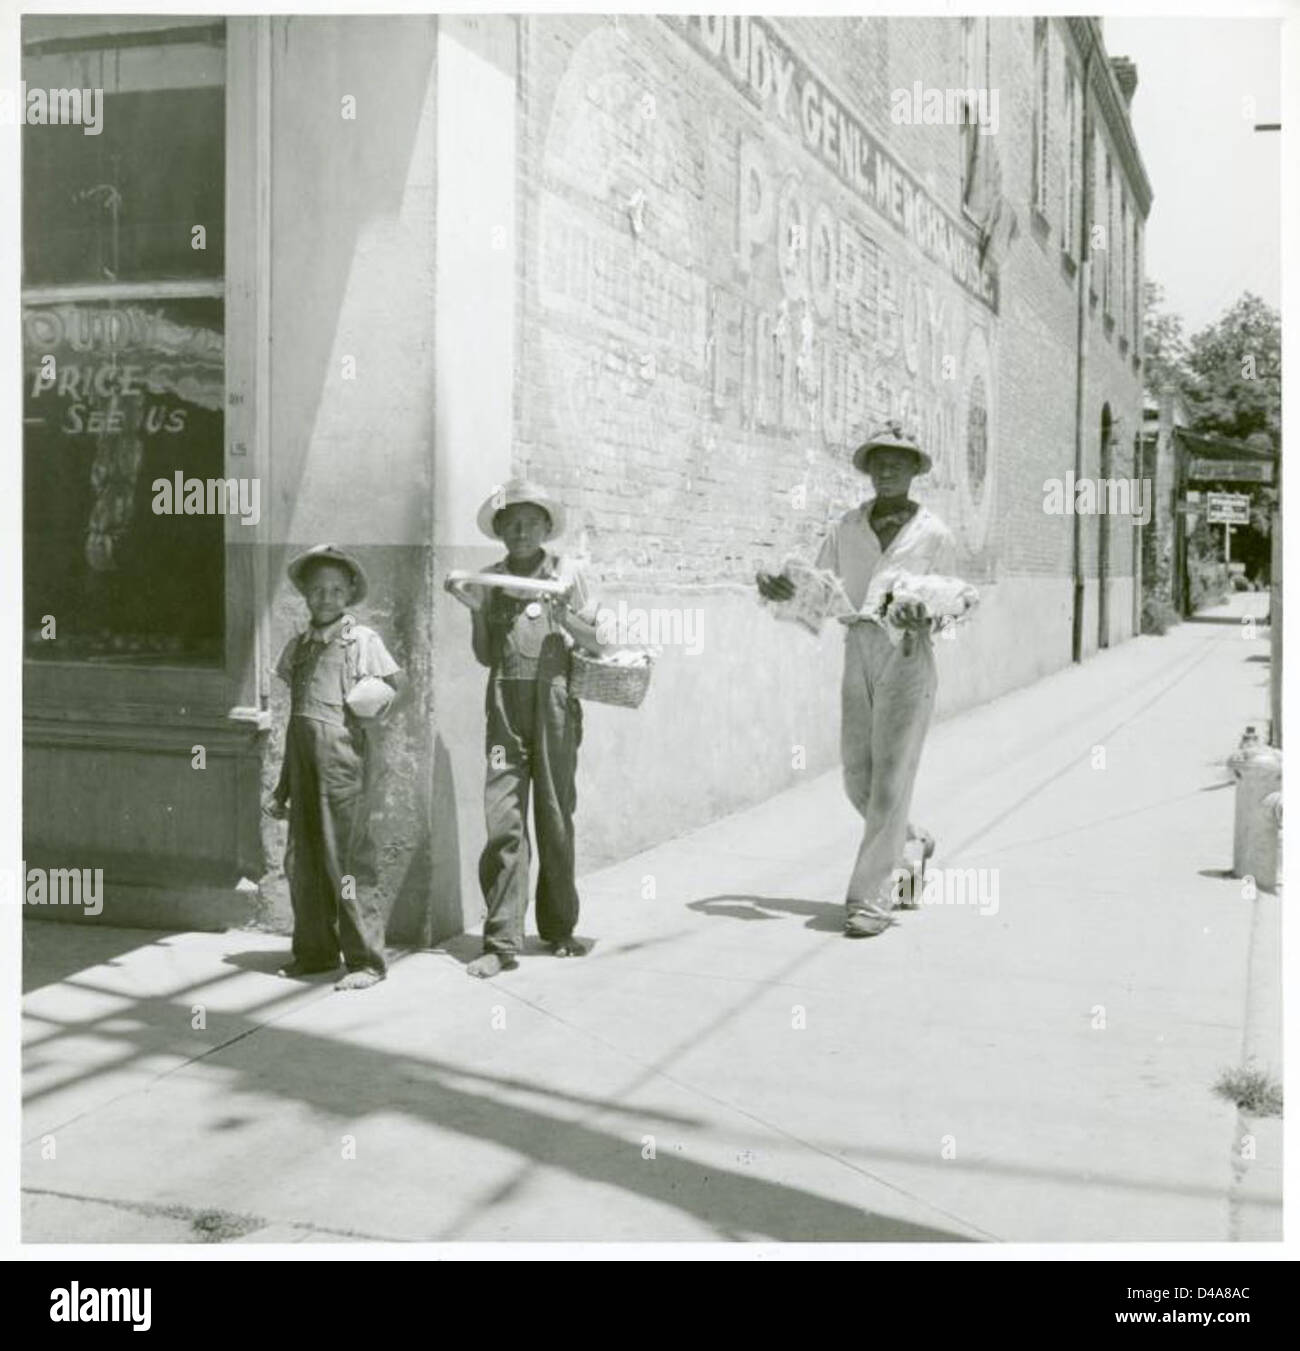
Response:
[445,569,569,597]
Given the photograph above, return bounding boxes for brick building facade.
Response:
[501,13,1151,870]
[22,14,1150,941]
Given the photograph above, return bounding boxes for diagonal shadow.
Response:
[21,920,162,995]
[22,976,966,1243]
[688,895,843,933]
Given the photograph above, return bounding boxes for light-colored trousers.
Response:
[840,622,939,908]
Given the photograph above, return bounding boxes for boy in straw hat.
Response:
[757,423,962,938]
[446,478,604,978]
[266,545,404,989]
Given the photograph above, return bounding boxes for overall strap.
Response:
[340,616,360,690]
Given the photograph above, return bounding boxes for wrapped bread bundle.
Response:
[759,556,858,635]
[866,568,980,646]
[345,674,398,720]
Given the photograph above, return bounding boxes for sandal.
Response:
[896,828,936,910]
[844,902,895,938]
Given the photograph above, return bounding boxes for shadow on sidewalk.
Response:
[23,958,967,1243]
[688,895,843,932]
[22,919,166,996]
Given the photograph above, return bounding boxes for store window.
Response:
[22,18,227,665]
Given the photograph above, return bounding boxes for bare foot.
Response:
[278,959,339,978]
[467,952,517,979]
[334,969,384,991]
[549,937,588,958]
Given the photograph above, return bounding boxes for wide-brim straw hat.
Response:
[476,478,567,542]
[852,422,933,477]
[287,544,368,604]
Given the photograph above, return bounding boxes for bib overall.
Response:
[478,564,584,956]
[278,619,390,974]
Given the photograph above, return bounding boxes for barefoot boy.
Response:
[267,545,403,989]
[757,424,959,938]
[446,479,604,978]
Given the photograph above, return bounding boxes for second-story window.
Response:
[1133,216,1143,357]
[1032,18,1050,218]
[1120,193,1129,339]
[960,15,990,214]
[1063,67,1080,257]
[1104,151,1114,314]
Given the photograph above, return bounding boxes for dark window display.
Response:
[22,21,227,665]
[23,298,226,663]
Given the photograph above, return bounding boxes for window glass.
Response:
[22,20,227,665]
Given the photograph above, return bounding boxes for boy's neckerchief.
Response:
[304,614,353,646]
[869,497,918,548]
[505,548,549,577]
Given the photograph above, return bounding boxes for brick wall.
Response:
[518,21,1140,582]
[494,13,1148,865]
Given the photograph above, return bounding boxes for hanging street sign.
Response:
[1206,492,1251,525]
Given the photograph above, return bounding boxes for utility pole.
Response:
[1252,119,1281,746]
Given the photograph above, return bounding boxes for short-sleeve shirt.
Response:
[814,503,958,612]
[275,614,399,725]
[481,550,597,683]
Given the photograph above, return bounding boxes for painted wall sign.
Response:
[1187,457,1273,485]
[534,17,999,562]
[666,14,999,313]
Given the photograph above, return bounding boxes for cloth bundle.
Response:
[760,556,859,635]
[866,568,980,646]
[589,647,656,668]
[344,675,397,720]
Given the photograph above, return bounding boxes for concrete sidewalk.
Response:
[22,595,1281,1243]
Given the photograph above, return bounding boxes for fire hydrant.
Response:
[1226,726,1282,893]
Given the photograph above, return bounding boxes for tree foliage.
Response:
[1142,281,1191,397]
[1185,292,1281,448]
[1144,286,1280,451]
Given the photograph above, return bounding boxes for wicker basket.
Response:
[569,649,654,708]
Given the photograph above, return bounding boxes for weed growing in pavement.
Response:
[1213,1064,1282,1116]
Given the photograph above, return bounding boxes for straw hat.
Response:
[476,477,567,542]
[287,544,368,603]
[852,422,933,477]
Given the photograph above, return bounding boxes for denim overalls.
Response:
[277,616,389,974]
[478,554,585,956]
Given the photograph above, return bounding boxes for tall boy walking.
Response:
[758,424,961,937]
